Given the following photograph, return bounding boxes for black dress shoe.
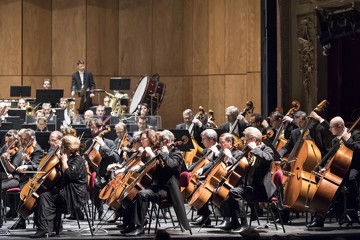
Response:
[98,211,104,220]
[30,230,48,238]
[116,223,128,230]
[307,219,324,229]
[215,219,231,228]
[219,221,240,231]
[125,227,145,236]
[5,211,17,219]
[231,225,249,233]
[120,224,136,234]
[191,215,211,226]
[9,218,26,230]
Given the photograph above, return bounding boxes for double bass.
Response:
[282,100,328,212]
[183,106,205,165]
[231,101,254,149]
[18,146,62,218]
[308,116,360,217]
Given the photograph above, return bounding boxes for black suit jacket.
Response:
[220,121,247,137]
[71,70,96,95]
[175,122,205,148]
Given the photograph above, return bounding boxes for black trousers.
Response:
[37,191,62,233]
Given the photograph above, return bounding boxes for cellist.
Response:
[307,116,360,229]
[219,127,274,234]
[220,106,248,137]
[11,128,44,230]
[120,130,184,236]
[82,118,120,221]
[31,135,88,238]
[0,130,23,219]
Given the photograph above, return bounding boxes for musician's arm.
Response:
[28,148,44,171]
[252,144,274,163]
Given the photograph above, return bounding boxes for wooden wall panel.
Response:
[193,0,209,75]
[49,76,71,98]
[247,0,261,72]
[209,75,225,124]
[225,75,247,111]
[23,0,52,75]
[183,0,194,76]
[225,0,248,74]
[157,77,185,129]
[0,77,21,100]
[0,0,21,76]
[153,0,183,76]
[52,0,86,75]
[118,0,153,75]
[87,0,119,76]
[208,0,225,75]
[246,72,261,113]
[192,76,209,111]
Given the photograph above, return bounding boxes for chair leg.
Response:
[273,202,286,233]
[147,203,155,234]
[82,206,94,236]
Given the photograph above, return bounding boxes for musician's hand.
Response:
[7,174,13,180]
[22,153,31,163]
[274,161,282,166]
[282,116,293,123]
[195,168,203,177]
[115,168,125,176]
[122,146,130,152]
[210,145,220,156]
[341,131,351,142]
[107,163,118,172]
[161,146,169,153]
[138,147,144,153]
[192,119,202,127]
[122,152,128,161]
[94,136,105,147]
[90,93,95,98]
[145,147,155,158]
[247,141,257,150]
[223,148,232,159]
[261,119,269,128]
[349,169,358,180]
[309,111,323,122]
[71,91,75,97]
[16,165,28,173]
[131,165,141,171]
[61,153,69,164]
[319,168,326,174]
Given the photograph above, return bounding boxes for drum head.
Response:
[129,76,149,113]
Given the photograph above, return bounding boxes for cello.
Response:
[18,146,62,218]
[308,116,360,217]
[212,145,251,208]
[282,100,327,212]
[183,106,205,165]
[187,153,227,210]
[83,125,111,170]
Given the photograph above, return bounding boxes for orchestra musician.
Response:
[120,130,183,236]
[248,113,269,133]
[36,117,48,132]
[0,130,23,219]
[59,98,72,127]
[17,98,27,110]
[307,116,360,229]
[42,78,52,89]
[190,129,220,226]
[48,131,64,153]
[220,106,248,137]
[84,109,94,127]
[135,103,158,130]
[31,135,88,238]
[219,127,274,233]
[114,122,133,159]
[176,109,205,148]
[194,133,243,227]
[83,118,120,220]
[0,102,9,122]
[71,60,96,114]
[11,128,44,229]
[42,103,56,123]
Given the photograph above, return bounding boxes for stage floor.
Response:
[1,205,360,239]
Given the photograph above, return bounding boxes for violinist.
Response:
[48,131,64,152]
[31,135,88,238]
[307,116,360,229]
[114,122,133,161]
[219,127,274,233]
[220,106,248,137]
[0,130,22,219]
[190,129,219,226]
[0,102,9,122]
[121,130,183,236]
[83,118,120,220]
[176,109,206,148]
[11,128,44,230]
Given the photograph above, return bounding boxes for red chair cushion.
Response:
[179,171,190,187]
[273,170,283,187]
[90,172,97,188]
[6,187,21,192]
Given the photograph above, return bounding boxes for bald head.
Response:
[329,116,345,136]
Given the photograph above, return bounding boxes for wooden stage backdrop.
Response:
[0,0,261,129]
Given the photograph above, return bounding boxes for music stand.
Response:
[8,109,26,121]
[10,86,31,97]
[170,129,194,151]
[36,89,64,105]
[109,77,131,91]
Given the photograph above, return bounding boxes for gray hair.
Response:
[243,127,262,140]
[183,109,193,116]
[294,111,307,120]
[160,130,175,143]
[201,129,218,141]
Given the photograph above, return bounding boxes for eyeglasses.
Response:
[141,137,148,141]
[329,125,339,129]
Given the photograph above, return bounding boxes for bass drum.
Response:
[129,75,166,115]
